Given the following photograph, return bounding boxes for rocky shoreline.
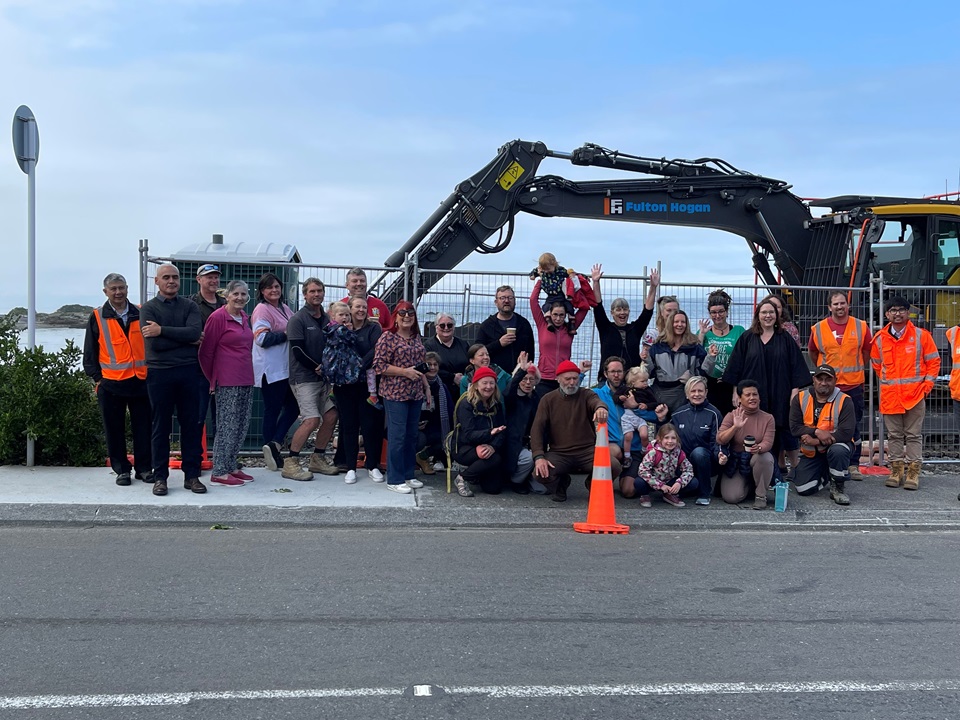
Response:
[6,307,92,330]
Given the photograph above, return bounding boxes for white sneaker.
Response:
[368,468,385,483]
[386,482,412,494]
[405,478,424,489]
[344,470,357,484]
[433,462,444,471]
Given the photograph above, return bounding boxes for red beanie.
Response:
[472,366,497,384]
[556,360,580,376]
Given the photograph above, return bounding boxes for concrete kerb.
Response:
[2,465,960,530]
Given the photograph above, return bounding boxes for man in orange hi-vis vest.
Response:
[82,272,152,486]
[870,295,940,490]
[809,290,871,481]
[788,365,856,505]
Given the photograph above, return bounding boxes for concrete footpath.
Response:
[1,464,960,530]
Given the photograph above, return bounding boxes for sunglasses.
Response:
[436,323,454,329]
[397,309,416,317]
[197,264,220,275]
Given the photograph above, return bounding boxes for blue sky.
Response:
[1,0,959,311]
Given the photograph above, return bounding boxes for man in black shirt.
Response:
[140,263,206,496]
[476,285,535,372]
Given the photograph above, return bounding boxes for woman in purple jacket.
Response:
[199,280,255,487]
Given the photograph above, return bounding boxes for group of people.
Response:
[84,258,942,506]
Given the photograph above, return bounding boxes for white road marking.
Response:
[2,680,960,709]
[413,685,433,696]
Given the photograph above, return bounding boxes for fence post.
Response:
[877,271,886,465]
[402,252,411,304]
[463,284,471,321]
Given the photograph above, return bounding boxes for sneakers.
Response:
[638,495,653,508]
[415,454,436,475]
[454,475,474,497]
[115,472,132,486]
[344,470,357,484]
[695,497,711,506]
[230,469,254,482]
[263,443,282,471]
[662,493,685,507]
[830,481,850,505]
[152,480,168,496]
[405,478,424,489]
[753,496,768,510]
[211,475,243,487]
[281,457,314,481]
[308,453,340,476]
[368,468,385,483]
[386,482,412,494]
[185,477,208,493]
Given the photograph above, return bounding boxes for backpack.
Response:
[321,324,361,386]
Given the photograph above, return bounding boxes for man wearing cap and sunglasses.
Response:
[871,296,940,490]
[789,364,856,505]
[191,263,226,444]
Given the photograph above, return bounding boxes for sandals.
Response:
[454,475,474,497]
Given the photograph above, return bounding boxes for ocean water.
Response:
[15,328,87,364]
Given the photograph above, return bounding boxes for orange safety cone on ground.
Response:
[574,423,629,535]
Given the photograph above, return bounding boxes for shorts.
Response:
[291,381,335,419]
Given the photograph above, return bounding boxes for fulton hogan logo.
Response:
[603,198,712,215]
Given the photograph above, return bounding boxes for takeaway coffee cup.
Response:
[506,327,516,335]
[743,435,756,451]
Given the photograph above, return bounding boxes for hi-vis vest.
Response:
[94,308,146,381]
[947,326,960,401]
[798,387,850,457]
[870,323,940,414]
[811,317,869,386]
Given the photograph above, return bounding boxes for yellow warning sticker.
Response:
[498,161,525,191]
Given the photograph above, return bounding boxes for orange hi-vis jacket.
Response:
[810,316,870,387]
[797,387,850,457]
[946,326,960,401]
[94,308,147,381]
[870,321,940,414]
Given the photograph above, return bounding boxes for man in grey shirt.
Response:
[140,263,207,496]
[284,278,340,479]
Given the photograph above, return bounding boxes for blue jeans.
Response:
[384,399,421,485]
[687,445,716,499]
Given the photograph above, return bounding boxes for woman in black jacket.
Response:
[451,366,507,497]
[590,264,660,383]
[721,299,811,462]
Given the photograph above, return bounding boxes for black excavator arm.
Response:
[376,141,816,307]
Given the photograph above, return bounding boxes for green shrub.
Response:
[0,318,105,466]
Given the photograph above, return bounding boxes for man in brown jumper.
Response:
[530,360,616,502]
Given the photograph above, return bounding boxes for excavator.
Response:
[376,140,960,333]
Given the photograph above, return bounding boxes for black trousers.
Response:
[146,364,203,482]
[454,447,504,494]
[99,384,152,475]
[333,382,384,470]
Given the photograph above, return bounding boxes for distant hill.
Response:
[4,305,94,329]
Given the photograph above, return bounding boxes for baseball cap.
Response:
[813,364,836,378]
[197,263,220,277]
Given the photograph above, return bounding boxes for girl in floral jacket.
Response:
[636,423,695,508]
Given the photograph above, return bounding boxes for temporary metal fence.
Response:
[141,253,960,464]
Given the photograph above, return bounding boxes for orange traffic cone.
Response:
[574,423,629,535]
[169,424,213,471]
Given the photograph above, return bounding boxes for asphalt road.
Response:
[1,527,959,719]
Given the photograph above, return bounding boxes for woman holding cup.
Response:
[716,380,776,508]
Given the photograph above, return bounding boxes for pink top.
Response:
[198,307,254,388]
[530,280,587,380]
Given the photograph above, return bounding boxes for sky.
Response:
[1,0,959,312]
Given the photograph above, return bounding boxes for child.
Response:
[620,366,659,466]
[416,352,453,474]
[636,423,694,508]
[322,301,361,386]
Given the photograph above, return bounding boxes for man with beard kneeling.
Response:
[529,360,616,502]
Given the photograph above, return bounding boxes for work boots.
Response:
[829,481,850,505]
[281,457,314,481]
[886,460,905,488]
[848,464,864,481]
[904,461,922,491]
